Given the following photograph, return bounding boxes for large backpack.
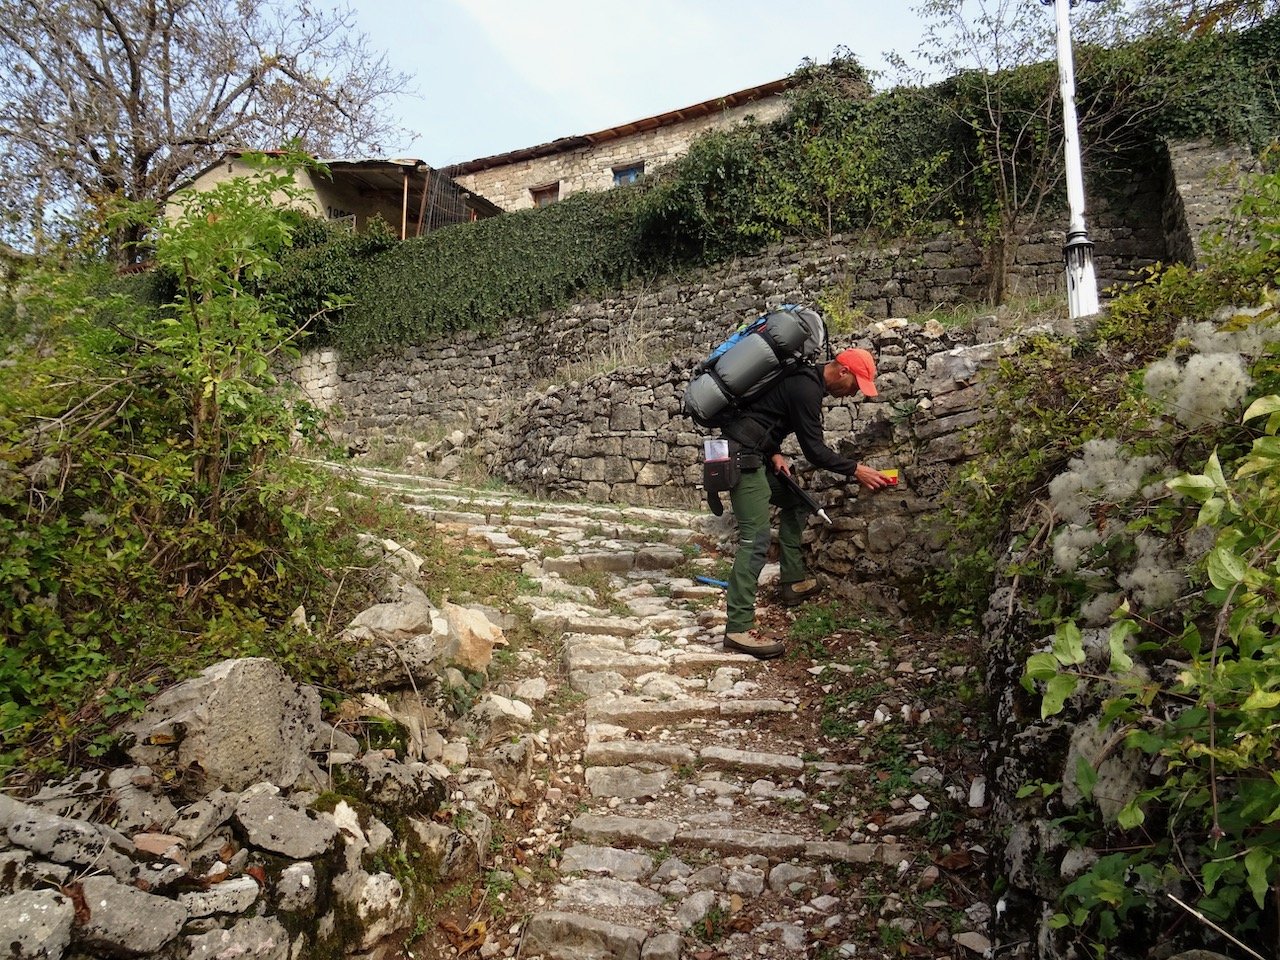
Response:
[682,305,828,429]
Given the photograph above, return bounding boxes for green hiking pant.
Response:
[726,467,809,633]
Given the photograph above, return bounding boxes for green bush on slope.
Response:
[0,157,376,780]
[929,159,1280,955]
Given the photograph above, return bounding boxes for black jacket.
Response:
[724,365,859,475]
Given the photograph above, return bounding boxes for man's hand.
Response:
[770,453,791,477]
[854,463,892,490]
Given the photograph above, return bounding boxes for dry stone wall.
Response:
[1162,137,1260,265]
[290,138,1248,604]
[305,207,1162,440]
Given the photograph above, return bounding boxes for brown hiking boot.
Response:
[724,631,785,660]
[778,578,821,606]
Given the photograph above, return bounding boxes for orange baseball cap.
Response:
[835,349,878,397]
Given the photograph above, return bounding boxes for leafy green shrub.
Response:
[271,214,399,341]
[0,155,384,780]
[328,186,649,357]
[633,123,773,261]
[1007,165,1280,956]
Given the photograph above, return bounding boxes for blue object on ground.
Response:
[695,576,729,589]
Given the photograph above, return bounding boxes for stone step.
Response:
[585,697,722,729]
[565,647,669,678]
[674,827,808,860]
[530,610,644,637]
[553,877,665,911]
[803,840,912,865]
[584,695,796,729]
[719,699,798,717]
[332,463,706,529]
[559,845,655,881]
[568,815,911,869]
[571,813,679,848]
[668,650,759,674]
[521,910,654,960]
[698,746,805,776]
[582,741,698,768]
[583,766,670,800]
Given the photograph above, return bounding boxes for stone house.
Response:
[442,78,792,212]
[171,153,502,239]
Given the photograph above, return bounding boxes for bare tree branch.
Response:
[0,0,414,257]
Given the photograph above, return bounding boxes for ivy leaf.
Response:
[1262,798,1280,824]
[1242,395,1280,423]
[1180,625,1203,657]
[1107,621,1136,673]
[1125,729,1165,754]
[1207,546,1246,589]
[1202,858,1230,896]
[1249,435,1280,460]
[1203,451,1228,492]
[1024,652,1060,686]
[1197,497,1224,527]
[1041,673,1078,718]
[1245,848,1273,908]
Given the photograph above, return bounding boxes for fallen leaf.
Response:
[935,850,974,871]
[455,920,487,955]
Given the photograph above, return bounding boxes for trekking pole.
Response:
[772,467,832,525]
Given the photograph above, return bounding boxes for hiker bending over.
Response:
[721,348,892,660]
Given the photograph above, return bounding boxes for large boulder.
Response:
[351,753,448,817]
[5,801,138,880]
[125,658,322,797]
[182,916,291,960]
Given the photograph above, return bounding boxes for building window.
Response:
[531,182,560,207]
[613,163,644,186]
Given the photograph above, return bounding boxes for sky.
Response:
[351,1,936,168]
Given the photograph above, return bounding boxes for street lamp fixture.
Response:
[1042,0,1102,318]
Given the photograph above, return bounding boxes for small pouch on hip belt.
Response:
[702,438,740,495]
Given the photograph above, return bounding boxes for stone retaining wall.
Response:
[290,139,1250,604]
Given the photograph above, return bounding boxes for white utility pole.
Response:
[1044,0,1100,317]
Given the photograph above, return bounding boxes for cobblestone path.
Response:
[349,466,992,960]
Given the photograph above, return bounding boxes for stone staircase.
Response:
[340,463,991,960]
